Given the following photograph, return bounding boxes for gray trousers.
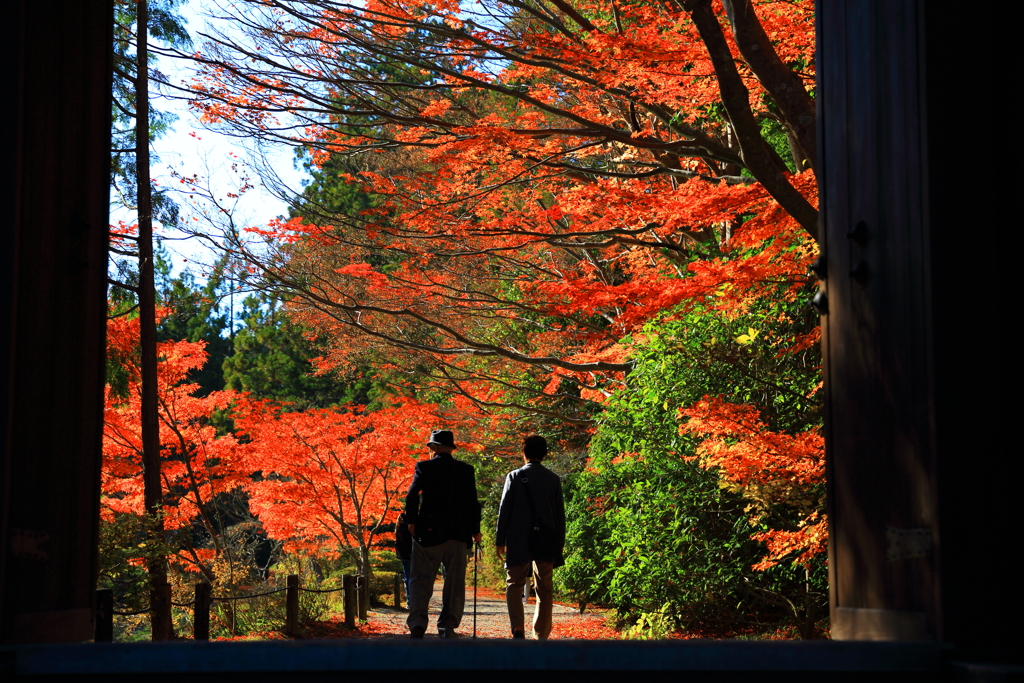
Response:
[406,538,468,632]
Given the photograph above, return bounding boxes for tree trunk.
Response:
[360,545,372,581]
[135,0,171,641]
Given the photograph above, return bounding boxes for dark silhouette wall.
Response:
[819,0,1006,648]
[1,0,1007,657]
[2,0,113,643]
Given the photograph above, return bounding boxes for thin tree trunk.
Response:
[135,0,171,640]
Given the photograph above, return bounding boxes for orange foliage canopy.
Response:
[103,312,480,575]
[232,399,460,573]
[103,313,248,574]
[184,0,820,423]
[678,396,825,569]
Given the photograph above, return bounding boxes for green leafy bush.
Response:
[558,303,827,637]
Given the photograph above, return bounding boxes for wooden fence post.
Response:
[343,574,356,628]
[193,582,211,641]
[357,573,368,620]
[95,588,113,642]
[152,582,173,641]
[285,574,299,637]
[393,572,402,609]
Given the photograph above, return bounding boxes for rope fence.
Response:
[94,571,402,642]
[111,606,153,617]
[211,587,289,602]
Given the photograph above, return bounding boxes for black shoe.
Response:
[410,626,425,639]
[512,630,525,639]
[438,627,458,638]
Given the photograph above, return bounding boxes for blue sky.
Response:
[135,0,307,278]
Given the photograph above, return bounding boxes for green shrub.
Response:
[623,604,674,640]
[370,570,401,605]
[558,305,828,636]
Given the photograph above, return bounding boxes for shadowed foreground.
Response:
[3,639,945,682]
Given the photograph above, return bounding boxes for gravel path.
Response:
[365,578,616,640]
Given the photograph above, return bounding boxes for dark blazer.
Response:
[405,452,481,546]
[495,461,565,568]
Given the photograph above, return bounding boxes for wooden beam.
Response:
[1,0,113,644]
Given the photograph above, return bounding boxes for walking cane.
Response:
[473,541,479,639]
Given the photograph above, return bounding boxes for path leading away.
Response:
[364,579,618,640]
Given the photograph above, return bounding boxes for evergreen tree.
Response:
[156,254,233,396]
[110,0,190,232]
[107,3,192,639]
[223,293,376,409]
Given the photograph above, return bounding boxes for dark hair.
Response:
[523,434,548,461]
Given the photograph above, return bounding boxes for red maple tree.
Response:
[179,0,819,424]
[103,313,248,580]
[174,0,827,587]
[233,398,475,576]
[104,312,480,584]
[678,396,825,569]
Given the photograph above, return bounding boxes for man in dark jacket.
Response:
[405,429,481,638]
[495,434,565,640]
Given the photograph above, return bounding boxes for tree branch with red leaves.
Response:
[173,0,819,421]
